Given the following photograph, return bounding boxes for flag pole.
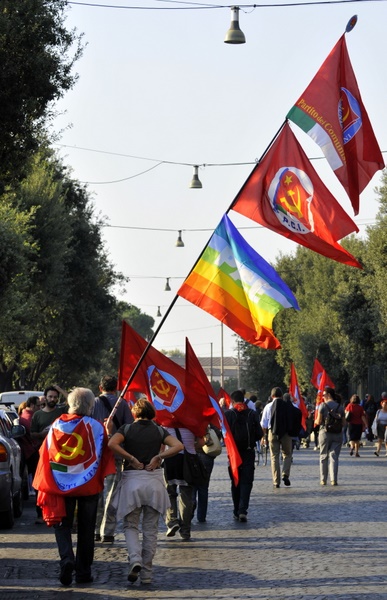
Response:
[107,119,287,425]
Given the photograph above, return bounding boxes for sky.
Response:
[54,0,387,359]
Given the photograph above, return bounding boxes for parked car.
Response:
[0,390,43,410]
[0,407,27,529]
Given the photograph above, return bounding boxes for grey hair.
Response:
[67,387,95,416]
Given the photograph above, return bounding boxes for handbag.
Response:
[345,411,352,422]
[174,428,209,487]
[182,450,209,487]
[372,411,379,437]
[202,427,222,458]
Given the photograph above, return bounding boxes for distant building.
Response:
[170,355,239,384]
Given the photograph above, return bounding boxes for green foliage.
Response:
[0,0,83,185]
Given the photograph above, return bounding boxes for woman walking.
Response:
[373,397,387,457]
[345,394,368,457]
[108,399,183,585]
[315,387,345,486]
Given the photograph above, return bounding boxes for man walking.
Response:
[261,387,301,488]
[30,385,68,523]
[92,375,133,543]
[224,390,263,522]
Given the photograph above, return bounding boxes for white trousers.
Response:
[123,505,161,580]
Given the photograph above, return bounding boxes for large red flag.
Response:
[118,321,215,437]
[231,123,361,269]
[289,363,308,431]
[185,339,242,485]
[287,34,384,215]
[310,358,335,391]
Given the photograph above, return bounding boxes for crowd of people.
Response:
[12,378,386,588]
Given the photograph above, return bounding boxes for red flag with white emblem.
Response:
[231,122,361,269]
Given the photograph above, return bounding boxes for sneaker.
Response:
[180,535,191,541]
[320,481,326,486]
[331,481,338,486]
[233,513,239,521]
[101,535,114,543]
[127,562,142,583]
[166,523,180,537]
[239,514,247,522]
[60,561,74,586]
[374,451,380,457]
[282,475,291,487]
[274,484,280,488]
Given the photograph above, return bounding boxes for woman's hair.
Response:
[18,401,27,415]
[132,398,156,420]
[67,387,95,416]
[350,394,360,404]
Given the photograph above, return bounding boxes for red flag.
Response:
[118,321,215,437]
[289,363,308,431]
[231,123,361,269]
[185,339,242,485]
[311,358,335,391]
[287,35,384,215]
[217,387,232,410]
[313,369,326,425]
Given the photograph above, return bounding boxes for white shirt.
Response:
[260,400,275,430]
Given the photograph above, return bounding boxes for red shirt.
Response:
[346,403,365,426]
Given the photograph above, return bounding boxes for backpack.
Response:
[228,409,257,451]
[324,403,343,434]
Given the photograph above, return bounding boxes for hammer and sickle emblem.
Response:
[55,432,86,461]
[151,372,171,398]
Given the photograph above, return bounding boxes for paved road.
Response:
[1,441,387,600]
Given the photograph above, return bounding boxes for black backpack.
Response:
[228,409,256,451]
[325,403,343,434]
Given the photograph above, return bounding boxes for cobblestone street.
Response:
[1,442,387,599]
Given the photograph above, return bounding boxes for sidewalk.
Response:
[1,442,387,599]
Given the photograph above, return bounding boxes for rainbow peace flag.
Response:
[178,214,299,349]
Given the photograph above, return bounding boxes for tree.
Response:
[0,0,83,185]
[0,151,123,391]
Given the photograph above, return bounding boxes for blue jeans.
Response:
[54,494,99,580]
[193,453,214,522]
[228,449,255,517]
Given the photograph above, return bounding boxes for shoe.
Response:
[76,575,94,584]
[274,484,280,488]
[313,446,319,451]
[356,453,360,457]
[239,514,247,522]
[180,535,191,541]
[141,578,152,585]
[282,475,291,487]
[166,523,180,537]
[101,535,114,543]
[350,448,354,456]
[94,534,101,542]
[127,562,142,583]
[197,518,206,523]
[60,561,74,586]
[331,481,338,486]
[35,517,45,525]
[374,451,380,457]
[320,481,326,486]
